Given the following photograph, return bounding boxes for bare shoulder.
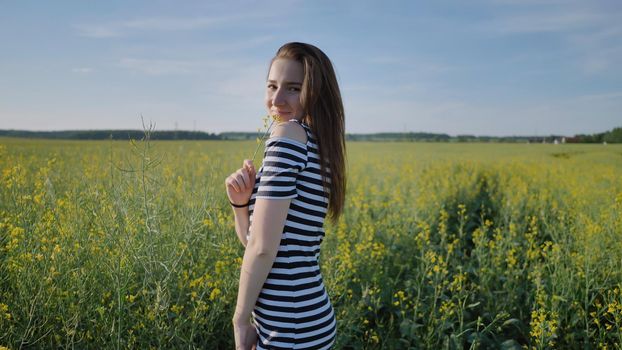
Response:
[270,120,308,144]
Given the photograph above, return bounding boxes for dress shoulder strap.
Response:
[286,118,302,124]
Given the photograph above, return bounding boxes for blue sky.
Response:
[1,0,621,136]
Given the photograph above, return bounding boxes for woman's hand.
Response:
[233,318,258,350]
[225,159,256,206]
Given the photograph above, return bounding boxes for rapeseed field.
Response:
[1,137,621,349]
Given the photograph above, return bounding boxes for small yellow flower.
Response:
[251,115,279,161]
[170,304,184,314]
[209,288,221,301]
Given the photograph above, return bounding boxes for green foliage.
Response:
[604,127,622,143]
[1,139,621,349]
[0,129,221,140]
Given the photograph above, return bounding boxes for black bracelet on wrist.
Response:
[230,200,250,208]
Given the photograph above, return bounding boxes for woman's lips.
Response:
[272,111,291,118]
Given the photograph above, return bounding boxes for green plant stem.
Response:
[251,119,276,162]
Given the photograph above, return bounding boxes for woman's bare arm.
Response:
[233,121,307,324]
[233,198,290,323]
[232,206,250,247]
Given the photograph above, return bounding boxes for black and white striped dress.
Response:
[248,119,337,350]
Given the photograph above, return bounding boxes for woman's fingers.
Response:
[237,168,250,188]
[226,167,254,193]
[226,175,241,193]
[243,159,255,175]
[225,160,255,199]
[233,174,247,191]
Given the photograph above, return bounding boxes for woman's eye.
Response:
[266,84,299,92]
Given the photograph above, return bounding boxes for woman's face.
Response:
[265,58,304,121]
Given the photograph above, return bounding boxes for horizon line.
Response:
[1,127,617,139]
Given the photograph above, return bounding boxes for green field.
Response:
[1,137,621,349]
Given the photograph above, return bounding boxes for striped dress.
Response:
[248,119,337,350]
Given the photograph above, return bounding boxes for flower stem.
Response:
[251,118,276,162]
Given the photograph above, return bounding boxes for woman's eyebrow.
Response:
[267,79,302,85]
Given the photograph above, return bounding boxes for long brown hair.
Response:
[270,42,346,223]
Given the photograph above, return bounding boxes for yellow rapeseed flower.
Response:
[251,114,281,161]
[209,288,221,301]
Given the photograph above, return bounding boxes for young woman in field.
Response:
[225,42,346,350]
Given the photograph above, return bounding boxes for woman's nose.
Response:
[272,88,286,106]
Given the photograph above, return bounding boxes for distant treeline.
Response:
[567,127,622,143]
[0,130,221,140]
[1,127,621,143]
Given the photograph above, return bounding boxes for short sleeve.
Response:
[255,137,308,199]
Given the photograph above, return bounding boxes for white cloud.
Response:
[365,55,455,74]
[211,35,276,53]
[478,3,622,76]
[71,67,93,74]
[121,15,251,31]
[483,9,606,35]
[513,13,600,33]
[74,25,123,38]
[116,55,264,77]
[576,91,622,101]
[366,55,405,65]
[75,13,272,38]
[219,64,266,98]
[567,24,622,74]
[117,58,197,75]
[113,33,276,76]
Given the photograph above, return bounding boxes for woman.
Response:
[225,42,346,350]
